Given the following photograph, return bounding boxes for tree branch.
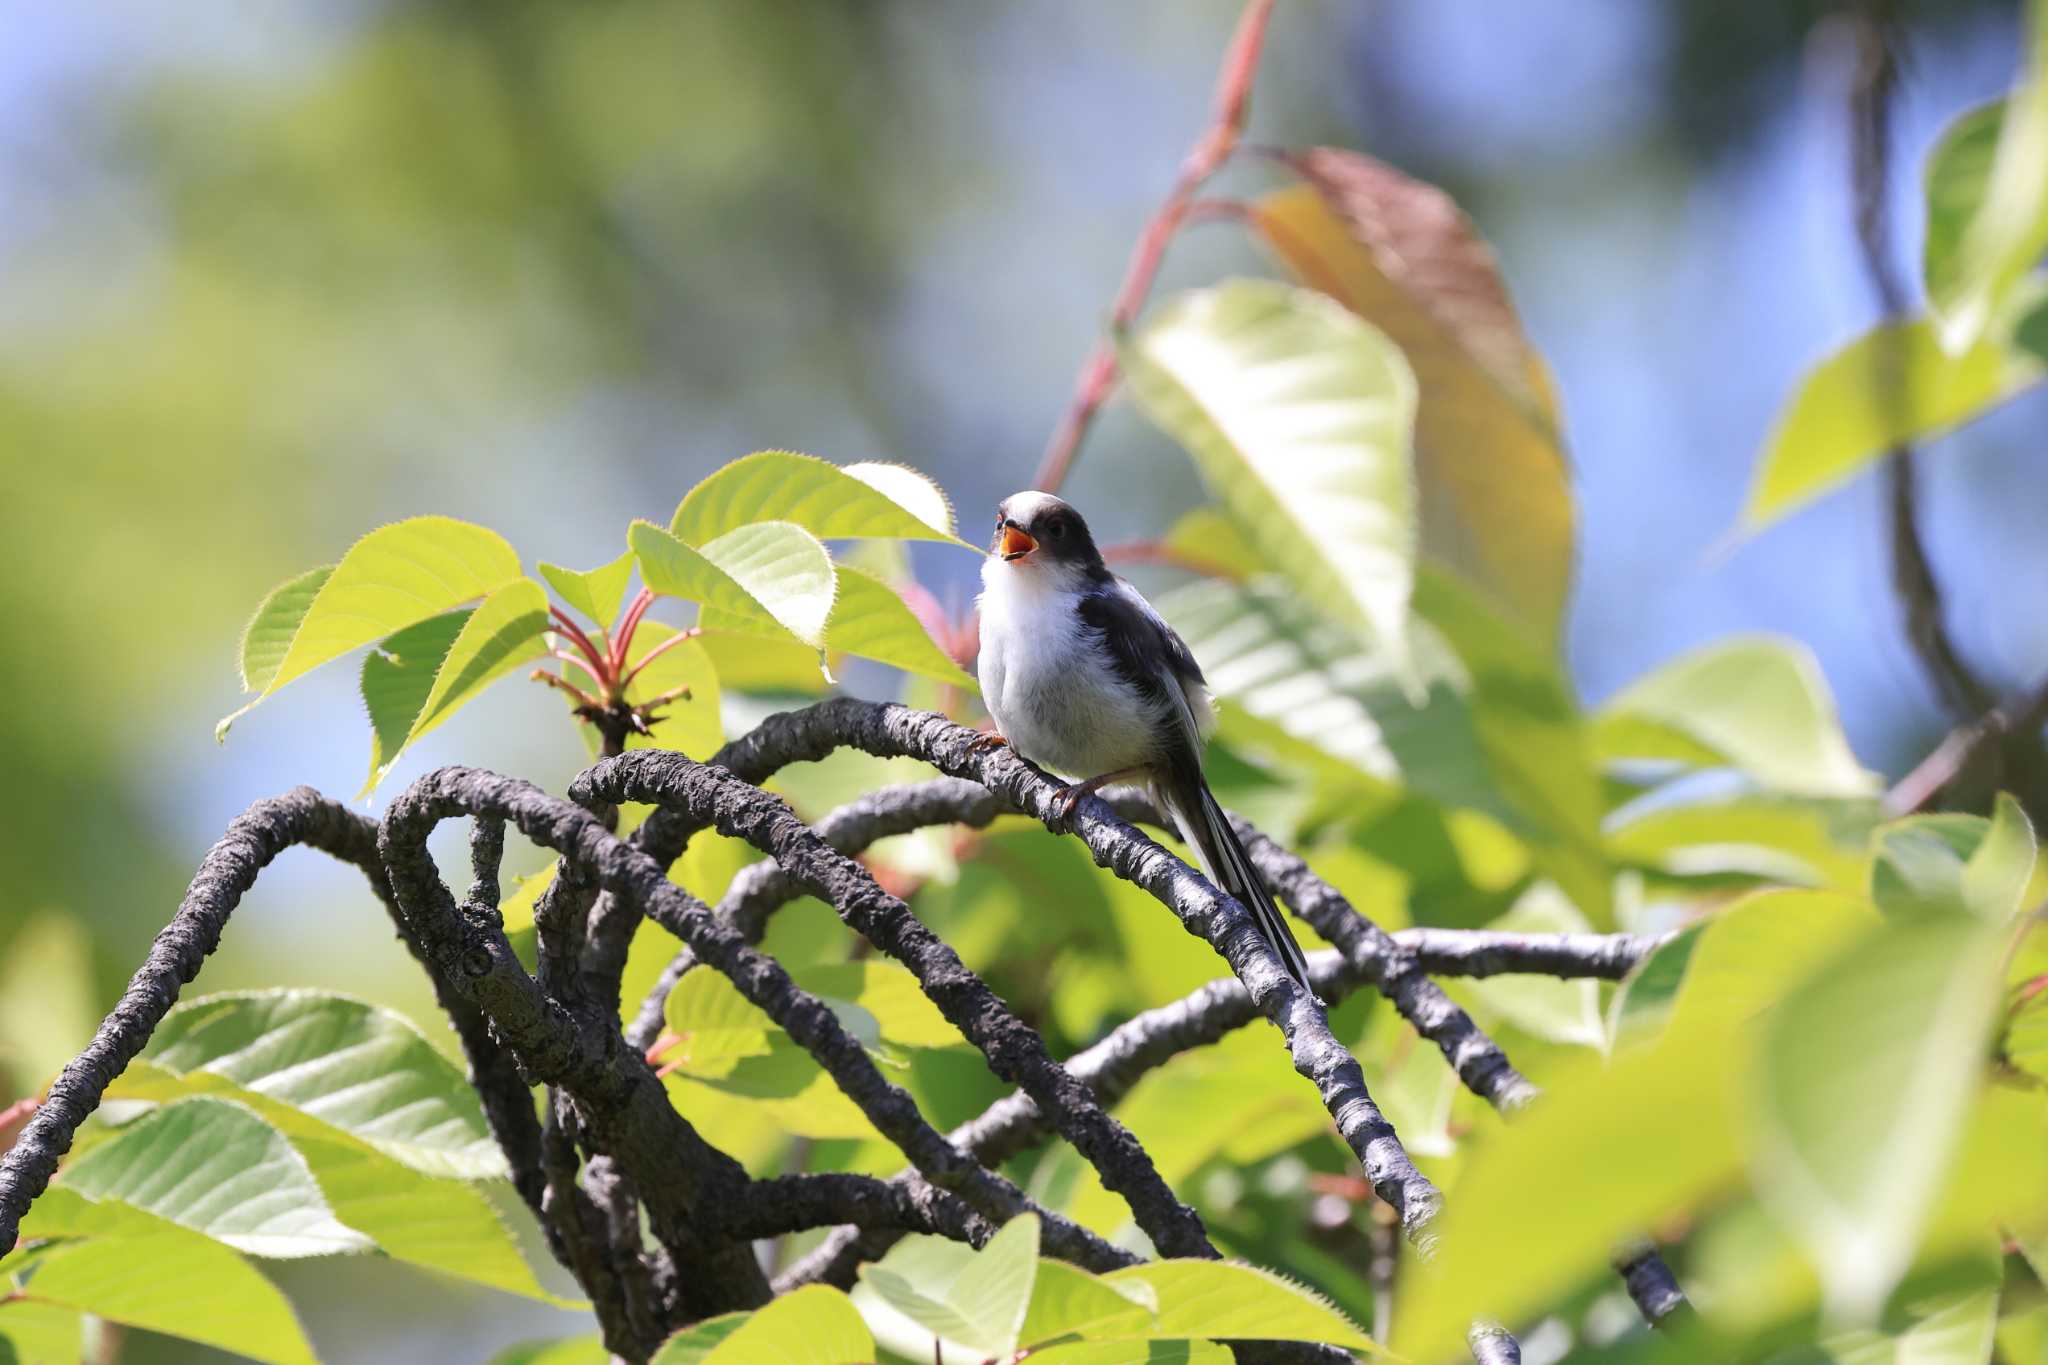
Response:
[685,699,1444,1244]
[575,752,1218,1263]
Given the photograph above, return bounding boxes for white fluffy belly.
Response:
[979,566,1161,779]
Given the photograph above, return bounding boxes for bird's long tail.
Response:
[1159,778,1319,999]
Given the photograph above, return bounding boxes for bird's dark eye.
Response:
[1047,518,1067,541]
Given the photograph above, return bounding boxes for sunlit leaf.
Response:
[1596,636,1876,798]
[1100,1261,1374,1348]
[488,1338,608,1365]
[631,519,835,648]
[855,1217,1041,1359]
[620,621,723,760]
[0,913,97,1096]
[1922,101,2007,324]
[1254,153,1572,644]
[647,1314,746,1364]
[1823,1286,1999,1364]
[1753,911,2005,1318]
[1121,278,1418,668]
[688,1285,873,1365]
[824,565,977,689]
[236,565,333,693]
[1460,885,1606,1050]
[146,990,506,1178]
[363,577,551,791]
[538,551,635,629]
[1871,797,2037,922]
[1607,922,1703,1050]
[1025,1343,1231,1365]
[671,450,967,547]
[1018,1261,1157,1346]
[1607,796,1875,893]
[1393,1024,1741,1363]
[361,610,470,787]
[217,516,522,738]
[1664,889,1876,1038]
[0,1300,81,1365]
[59,1097,370,1256]
[1926,3,2048,352]
[1161,506,1270,578]
[1740,318,2042,531]
[11,1188,317,1365]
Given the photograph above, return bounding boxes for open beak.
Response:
[1000,523,1037,561]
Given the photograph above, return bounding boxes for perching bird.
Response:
[975,490,1317,996]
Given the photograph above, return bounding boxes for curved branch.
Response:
[625,777,1006,1050]
[686,699,1443,1243]
[385,765,1132,1276]
[575,752,1217,1263]
[715,1173,996,1246]
[0,790,422,1248]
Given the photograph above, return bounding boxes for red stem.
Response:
[553,650,608,690]
[549,606,612,682]
[611,588,657,675]
[617,626,704,693]
[1030,0,1276,494]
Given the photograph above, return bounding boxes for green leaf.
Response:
[694,1285,874,1365]
[1393,1023,1742,1363]
[1741,318,2043,531]
[620,621,723,760]
[1753,911,2005,1318]
[12,1189,317,1365]
[217,516,522,738]
[1926,2,2048,352]
[59,1097,371,1257]
[1018,1261,1158,1347]
[1122,278,1419,669]
[1922,101,2007,324]
[1607,922,1703,1049]
[538,551,635,629]
[363,577,551,791]
[1253,156,1574,645]
[0,1300,82,1365]
[1824,1287,2000,1365]
[1606,795,1876,893]
[1665,889,1877,1038]
[1963,792,2037,920]
[630,519,836,648]
[1870,800,2036,922]
[362,610,471,786]
[488,1338,609,1365]
[648,1314,747,1364]
[145,989,506,1178]
[1596,636,1876,798]
[236,565,333,693]
[823,565,976,689]
[671,450,966,547]
[1157,573,1608,923]
[1461,885,1606,1050]
[855,1217,1041,1359]
[101,1060,570,1305]
[0,913,97,1095]
[1100,1261,1374,1348]
[1161,506,1271,579]
[1025,1343,1232,1365]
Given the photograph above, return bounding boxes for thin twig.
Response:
[1031,0,1275,493]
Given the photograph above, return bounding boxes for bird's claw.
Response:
[967,732,1009,757]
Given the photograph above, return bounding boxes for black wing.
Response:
[1075,577,1208,754]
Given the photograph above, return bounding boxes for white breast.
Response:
[977,558,1162,779]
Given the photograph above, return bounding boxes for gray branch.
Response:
[574,751,1217,1263]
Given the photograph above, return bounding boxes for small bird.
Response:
[975,490,1317,996]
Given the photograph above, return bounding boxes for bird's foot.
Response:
[966,731,1009,757]
[1049,767,1144,829]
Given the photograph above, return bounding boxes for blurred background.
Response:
[0,0,2039,1357]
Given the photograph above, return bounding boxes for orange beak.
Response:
[1000,524,1037,561]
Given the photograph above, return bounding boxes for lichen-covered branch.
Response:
[692,698,1443,1243]
[575,751,1217,1262]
